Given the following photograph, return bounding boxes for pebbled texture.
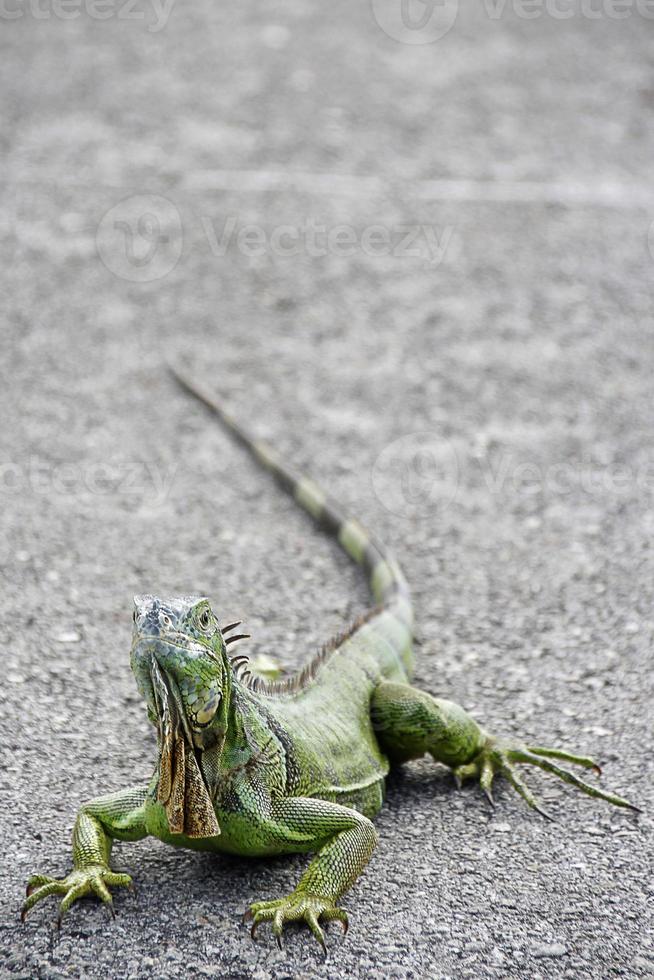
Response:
[2,2,654,977]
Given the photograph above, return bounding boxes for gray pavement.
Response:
[1,2,654,978]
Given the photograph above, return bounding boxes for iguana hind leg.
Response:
[22,785,149,924]
[371,682,639,817]
[247,797,377,950]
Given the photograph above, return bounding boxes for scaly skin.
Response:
[22,367,640,949]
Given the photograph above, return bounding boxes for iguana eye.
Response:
[199,609,212,631]
[161,614,172,627]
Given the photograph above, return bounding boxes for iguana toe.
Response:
[248,892,346,950]
[455,736,640,816]
[21,866,133,924]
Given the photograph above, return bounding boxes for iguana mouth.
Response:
[150,659,220,839]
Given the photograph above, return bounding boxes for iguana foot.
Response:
[453,737,641,819]
[21,866,133,925]
[247,892,348,950]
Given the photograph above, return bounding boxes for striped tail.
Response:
[169,366,414,642]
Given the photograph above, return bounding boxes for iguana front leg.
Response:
[371,682,639,818]
[22,785,149,924]
[247,797,377,950]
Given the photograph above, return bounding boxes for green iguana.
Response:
[22,367,639,949]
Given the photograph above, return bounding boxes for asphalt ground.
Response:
[1,2,653,978]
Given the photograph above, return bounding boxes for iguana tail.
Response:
[169,366,414,644]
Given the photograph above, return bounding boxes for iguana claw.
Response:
[248,892,348,950]
[21,866,133,924]
[452,737,641,818]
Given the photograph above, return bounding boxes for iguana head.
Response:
[130,594,228,737]
[130,594,231,838]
